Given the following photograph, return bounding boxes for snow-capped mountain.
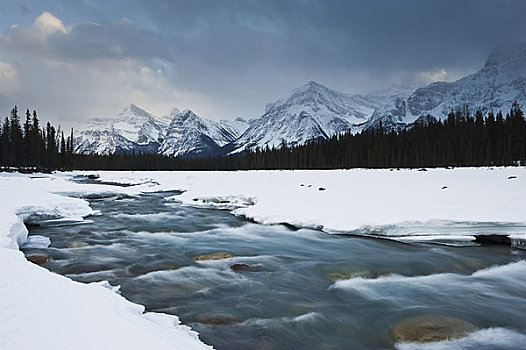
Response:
[75,43,526,157]
[158,109,240,157]
[366,42,526,128]
[75,105,247,157]
[75,104,171,155]
[230,81,377,153]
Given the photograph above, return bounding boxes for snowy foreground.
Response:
[1,167,525,349]
[0,173,212,350]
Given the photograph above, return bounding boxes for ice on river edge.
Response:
[0,173,212,350]
[90,167,526,244]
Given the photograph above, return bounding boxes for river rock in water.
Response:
[193,252,232,261]
[195,314,242,325]
[230,263,256,272]
[327,269,388,282]
[68,242,89,248]
[26,254,51,265]
[390,315,477,343]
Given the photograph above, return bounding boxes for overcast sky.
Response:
[1,0,526,128]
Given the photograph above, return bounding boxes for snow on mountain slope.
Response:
[159,109,239,157]
[74,125,138,155]
[408,43,526,118]
[231,81,377,153]
[75,104,170,155]
[367,42,526,128]
[219,117,251,139]
[74,43,526,157]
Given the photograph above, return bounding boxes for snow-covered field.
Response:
[1,167,525,349]
[0,173,212,350]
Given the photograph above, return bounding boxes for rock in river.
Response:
[230,263,256,272]
[193,252,232,261]
[26,254,51,265]
[68,242,89,248]
[195,314,242,325]
[390,315,477,343]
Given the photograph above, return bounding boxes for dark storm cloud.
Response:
[132,0,526,70]
[1,0,526,124]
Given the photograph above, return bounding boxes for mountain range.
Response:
[75,42,526,157]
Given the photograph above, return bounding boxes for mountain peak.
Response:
[306,80,324,87]
[298,80,328,92]
[179,109,197,117]
[483,42,526,73]
[122,104,151,118]
[169,109,202,124]
[170,107,181,116]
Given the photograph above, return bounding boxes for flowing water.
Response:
[21,187,526,349]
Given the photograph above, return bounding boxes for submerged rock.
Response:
[195,314,242,325]
[193,252,232,261]
[79,276,106,283]
[59,263,108,275]
[230,263,256,272]
[157,263,180,271]
[68,242,89,248]
[26,254,51,265]
[327,272,353,281]
[390,315,477,343]
[152,228,173,233]
[327,270,389,282]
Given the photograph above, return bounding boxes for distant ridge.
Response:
[75,43,526,157]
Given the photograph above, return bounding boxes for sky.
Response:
[1,0,526,128]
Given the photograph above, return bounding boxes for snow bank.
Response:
[88,167,526,242]
[0,173,211,350]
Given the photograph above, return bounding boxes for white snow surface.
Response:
[86,167,526,242]
[0,173,212,350]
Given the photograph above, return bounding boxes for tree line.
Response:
[235,102,526,170]
[1,103,525,171]
[0,106,74,170]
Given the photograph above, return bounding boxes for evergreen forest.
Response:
[1,103,525,171]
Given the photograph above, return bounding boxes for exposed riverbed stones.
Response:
[195,314,242,325]
[193,252,232,261]
[68,242,89,248]
[390,315,477,343]
[26,254,51,265]
[327,269,390,282]
[230,263,256,272]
